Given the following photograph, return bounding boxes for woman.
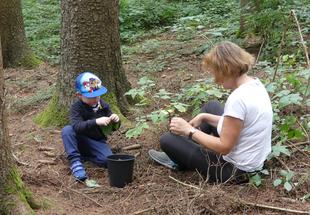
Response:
[149,41,273,183]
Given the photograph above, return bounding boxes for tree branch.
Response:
[291,10,310,98]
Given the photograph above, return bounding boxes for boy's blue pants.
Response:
[61,125,112,167]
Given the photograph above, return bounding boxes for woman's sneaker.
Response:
[148,149,179,170]
[70,160,87,181]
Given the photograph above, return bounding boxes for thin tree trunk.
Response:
[239,0,261,35]
[0,37,34,215]
[0,0,29,67]
[239,0,248,35]
[59,0,130,113]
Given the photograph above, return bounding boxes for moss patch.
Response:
[0,168,35,214]
[34,93,69,128]
[102,93,122,118]
[19,52,43,69]
[102,92,130,127]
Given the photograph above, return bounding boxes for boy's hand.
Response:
[96,117,111,126]
[109,114,120,123]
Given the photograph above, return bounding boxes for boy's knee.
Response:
[62,125,75,136]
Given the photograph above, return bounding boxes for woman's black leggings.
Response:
[160,100,248,183]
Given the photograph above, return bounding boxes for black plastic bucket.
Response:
[107,154,135,188]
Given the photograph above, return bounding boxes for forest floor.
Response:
[5,31,310,215]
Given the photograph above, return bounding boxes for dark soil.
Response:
[5,32,310,215]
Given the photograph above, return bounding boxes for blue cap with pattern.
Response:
[75,72,107,98]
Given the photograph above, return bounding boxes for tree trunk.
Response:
[59,0,131,113]
[239,0,248,35]
[239,0,261,35]
[0,38,34,214]
[0,0,40,68]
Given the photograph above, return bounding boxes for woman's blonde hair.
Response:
[202,41,255,83]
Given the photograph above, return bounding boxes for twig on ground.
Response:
[301,162,310,167]
[129,207,155,215]
[243,201,310,215]
[42,151,57,157]
[122,144,141,151]
[12,153,30,166]
[291,10,310,97]
[287,140,310,162]
[169,175,200,190]
[37,159,56,165]
[275,157,290,171]
[297,120,310,142]
[134,152,141,157]
[13,142,24,147]
[290,141,310,147]
[57,181,105,208]
[67,186,104,208]
[38,146,55,151]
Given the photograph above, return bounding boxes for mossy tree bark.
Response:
[59,0,131,113]
[0,38,34,214]
[0,0,40,68]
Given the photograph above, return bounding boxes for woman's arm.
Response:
[189,113,221,128]
[170,116,243,155]
[192,116,243,154]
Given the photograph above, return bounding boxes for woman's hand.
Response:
[169,117,192,136]
[189,113,206,128]
[109,114,120,123]
[96,117,111,126]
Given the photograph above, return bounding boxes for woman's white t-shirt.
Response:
[217,78,273,172]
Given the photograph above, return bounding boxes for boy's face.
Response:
[78,94,100,106]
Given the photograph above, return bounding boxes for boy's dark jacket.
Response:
[70,99,115,140]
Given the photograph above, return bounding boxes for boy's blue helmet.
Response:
[75,72,107,98]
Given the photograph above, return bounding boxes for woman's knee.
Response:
[201,100,223,115]
[160,132,177,151]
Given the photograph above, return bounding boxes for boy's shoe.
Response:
[148,149,179,171]
[70,160,88,181]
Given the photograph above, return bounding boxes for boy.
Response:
[61,72,120,181]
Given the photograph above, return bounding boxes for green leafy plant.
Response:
[249,169,269,187]
[125,78,227,139]
[273,170,294,192]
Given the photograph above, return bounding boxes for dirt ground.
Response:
[5,32,310,215]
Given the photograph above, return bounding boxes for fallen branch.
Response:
[37,159,56,165]
[297,120,310,142]
[134,152,141,158]
[12,153,30,166]
[122,144,141,151]
[54,178,106,209]
[169,175,200,190]
[129,207,155,215]
[42,151,57,158]
[38,146,55,151]
[287,140,310,162]
[66,186,104,208]
[243,201,310,215]
[291,10,310,98]
[275,157,290,171]
[289,141,310,147]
